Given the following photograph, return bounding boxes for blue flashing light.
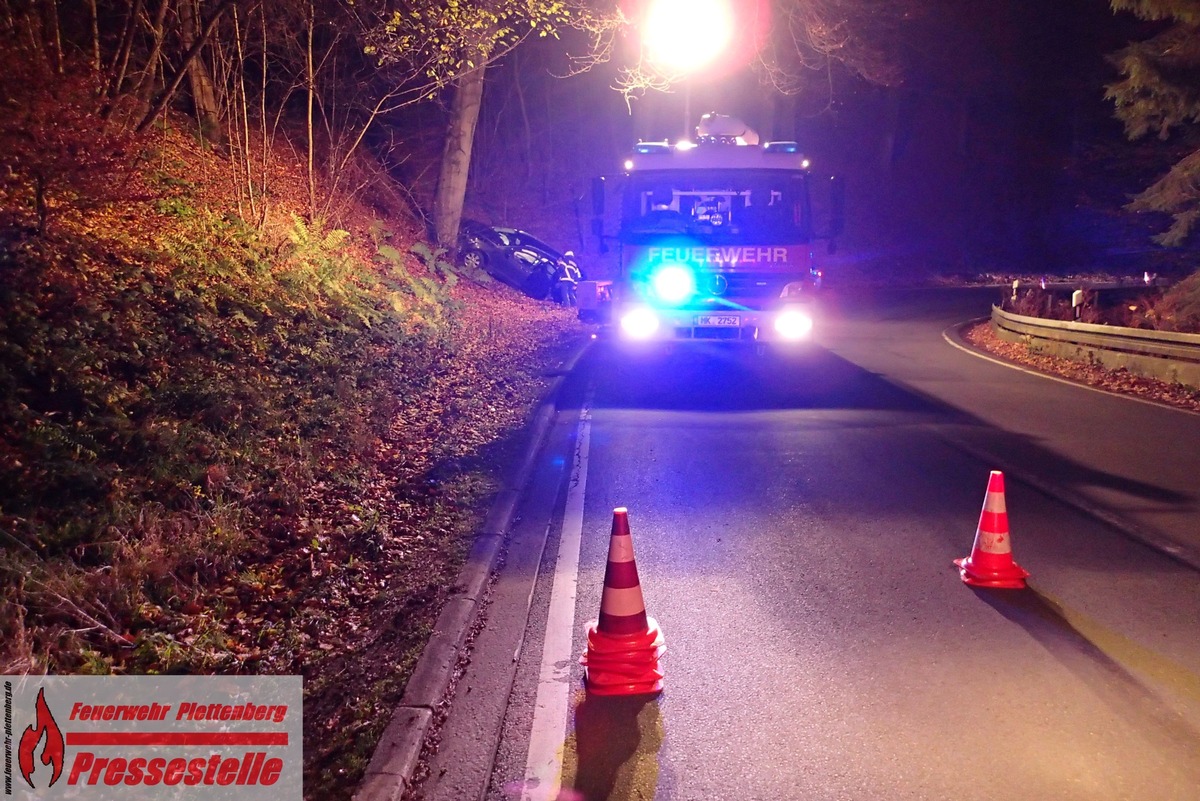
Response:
[650,264,696,304]
[764,141,800,154]
[634,142,671,155]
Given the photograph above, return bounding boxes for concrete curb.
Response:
[354,336,592,801]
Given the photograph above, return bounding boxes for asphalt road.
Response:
[417,288,1200,801]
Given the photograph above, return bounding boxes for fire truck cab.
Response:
[583,113,840,348]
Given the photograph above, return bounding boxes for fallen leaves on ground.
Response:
[0,115,586,801]
[962,321,1200,413]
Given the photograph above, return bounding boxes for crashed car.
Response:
[458,221,562,300]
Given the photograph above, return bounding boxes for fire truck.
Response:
[583,113,841,348]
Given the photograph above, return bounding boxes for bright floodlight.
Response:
[620,308,661,340]
[775,308,814,340]
[644,0,734,74]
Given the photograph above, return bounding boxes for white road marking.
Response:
[521,391,593,801]
[942,322,1200,417]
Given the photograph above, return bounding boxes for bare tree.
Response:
[178,0,224,142]
[132,0,173,116]
[363,0,598,247]
[136,0,237,134]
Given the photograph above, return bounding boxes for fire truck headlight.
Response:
[651,265,695,304]
[774,308,814,340]
[620,307,661,340]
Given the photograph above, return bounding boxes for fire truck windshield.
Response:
[621,169,811,246]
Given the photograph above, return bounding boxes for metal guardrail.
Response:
[990,305,1200,390]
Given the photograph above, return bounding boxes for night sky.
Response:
[461,0,1187,277]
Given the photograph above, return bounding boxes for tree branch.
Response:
[135,0,238,133]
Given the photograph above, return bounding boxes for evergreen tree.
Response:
[1107,0,1200,246]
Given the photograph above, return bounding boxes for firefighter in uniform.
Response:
[554,251,582,306]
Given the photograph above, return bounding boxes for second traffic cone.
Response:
[954,470,1029,589]
[580,508,665,696]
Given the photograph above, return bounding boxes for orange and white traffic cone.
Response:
[954,470,1029,589]
[580,508,665,696]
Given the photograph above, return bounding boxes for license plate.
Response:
[695,314,739,327]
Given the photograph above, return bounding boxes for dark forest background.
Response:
[458,0,1198,281]
[4,2,1200,796]
[3,0,1197,277]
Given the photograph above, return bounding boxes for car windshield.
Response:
[512,248,550,267]
[487,229,516,247]
[504,230,559,257]
[621,169,811,245]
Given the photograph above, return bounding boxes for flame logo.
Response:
[18,687,65,789]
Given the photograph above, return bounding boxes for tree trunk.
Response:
[179,0,223,144]
[511,49,532,182]
[44,0,62,73]
[305,0,315,219]
[135,0,234,134]
[133,0,172,117]
[258,0,268,227]
[434,64,486,250]
[86,0,100,71]
[104,0,143,107]
[231,5,256,219]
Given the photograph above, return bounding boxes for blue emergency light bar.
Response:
[634,142,672,155]
[625,139,811,171]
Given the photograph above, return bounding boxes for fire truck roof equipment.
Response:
[625,140,810,172]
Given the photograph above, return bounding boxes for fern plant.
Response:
[279,214,380,322]
[364,235,461,338]
[287,214,351,261]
